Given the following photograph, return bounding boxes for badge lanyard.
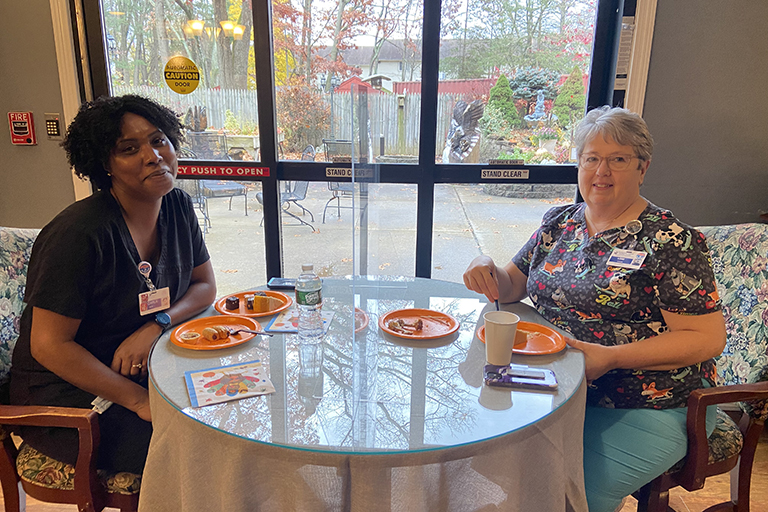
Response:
[137,260,170,316]
[138,261,156,291]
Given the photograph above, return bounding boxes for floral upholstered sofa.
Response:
[0,226,141,502]
[651,223,768,498]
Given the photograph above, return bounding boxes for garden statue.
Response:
[443,100,484,163]
[183,106,207,132]
[524,90,556,125]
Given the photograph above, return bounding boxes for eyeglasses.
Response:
[578,153,640,171]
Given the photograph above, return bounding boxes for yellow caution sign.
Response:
[164,56,200,94]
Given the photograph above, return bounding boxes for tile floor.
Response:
[2,427,766,511]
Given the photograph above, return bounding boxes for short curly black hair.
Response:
[61,95,184,191]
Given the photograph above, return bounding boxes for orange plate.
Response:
[171,316,263,351]
[214,290,292,318]
[379,308,459,340]
[355,308,369,333]
[477,321,566,355]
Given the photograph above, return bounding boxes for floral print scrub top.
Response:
[512,201,721,409]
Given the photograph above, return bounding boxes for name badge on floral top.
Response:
[607,248,647,270]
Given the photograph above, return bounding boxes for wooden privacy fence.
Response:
[328,91,463,156]
[113,85,470,157]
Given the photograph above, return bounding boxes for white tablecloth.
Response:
[139,277,588,511]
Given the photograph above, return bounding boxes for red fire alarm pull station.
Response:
[8,112,37,145]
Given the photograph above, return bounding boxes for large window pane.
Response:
[438,0,596,165]
[103,0,259,161]
[101,0,266,294]
[278,182,417,278]
[176,179,267,295]
[271,0,423,162]
[431,183,575,283]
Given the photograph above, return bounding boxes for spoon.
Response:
[489,270,500,311]
[228,328,273,337]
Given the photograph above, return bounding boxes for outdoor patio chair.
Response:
[634,223,768,512]
[301,144,316,161]
[322,181,369,223]
[200,180,248,217]
[175,177,211,234]
[0,226,141,512]
[185,131,228,160]
[176,146,249,225]
[321,138,353,161]
[255,181,315,230]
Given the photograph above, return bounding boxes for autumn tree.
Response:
[276,76,330,152]
[552,66,586,129]
[440,0,594,78]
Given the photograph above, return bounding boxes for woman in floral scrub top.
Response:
[464,106,726,512]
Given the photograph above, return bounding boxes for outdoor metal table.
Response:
[139,276,588,512]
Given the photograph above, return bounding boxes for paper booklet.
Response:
[185,360,275,408]
[264,307,335,334]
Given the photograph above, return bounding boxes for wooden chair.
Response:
[0,226,140,512]
[635,223,768,512]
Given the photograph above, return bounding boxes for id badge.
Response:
[607,248,647,270]
[139,287,170,316]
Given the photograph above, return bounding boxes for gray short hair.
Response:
[574,106,654,161]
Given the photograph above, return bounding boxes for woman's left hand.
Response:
[111,322,161,378]
[565,338,616,383]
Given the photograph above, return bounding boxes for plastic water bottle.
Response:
[296,264,323,343]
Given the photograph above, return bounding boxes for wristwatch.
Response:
[154,312,172,332]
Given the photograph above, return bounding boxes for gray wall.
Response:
[0,1,75,228]
[641,2,768,226]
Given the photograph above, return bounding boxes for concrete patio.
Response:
[192,181,575,297]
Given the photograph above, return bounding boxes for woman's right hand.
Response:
[463,255,499,303]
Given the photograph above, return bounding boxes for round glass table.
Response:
[139,276,587,511]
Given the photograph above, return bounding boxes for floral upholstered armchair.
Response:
[0,226,141,512]
[637,223,768,512]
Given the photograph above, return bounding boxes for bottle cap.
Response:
[302,264,313,271]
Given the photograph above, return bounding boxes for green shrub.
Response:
[479,104,513,140]
[224,110,258,135]
[488,75,521,128]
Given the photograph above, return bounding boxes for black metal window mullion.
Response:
[81,0,110,98]
[414,0,443,278]
[587,0,624,110]
[253,0,283,280]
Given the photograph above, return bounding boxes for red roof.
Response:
[335,76,385,94]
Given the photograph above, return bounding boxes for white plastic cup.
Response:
[483,311,520,365]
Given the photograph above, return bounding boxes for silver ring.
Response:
[132,363,143,369]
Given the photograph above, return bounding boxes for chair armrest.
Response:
[677,382,768,490]
[0,404,102,507]
[0,404,98,430]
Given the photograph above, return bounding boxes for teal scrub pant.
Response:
[583,404,717,512]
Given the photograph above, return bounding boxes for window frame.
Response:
[78,0,624,280]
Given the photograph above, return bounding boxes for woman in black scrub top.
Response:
[463,106,726,512]
[10,95,216,474]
